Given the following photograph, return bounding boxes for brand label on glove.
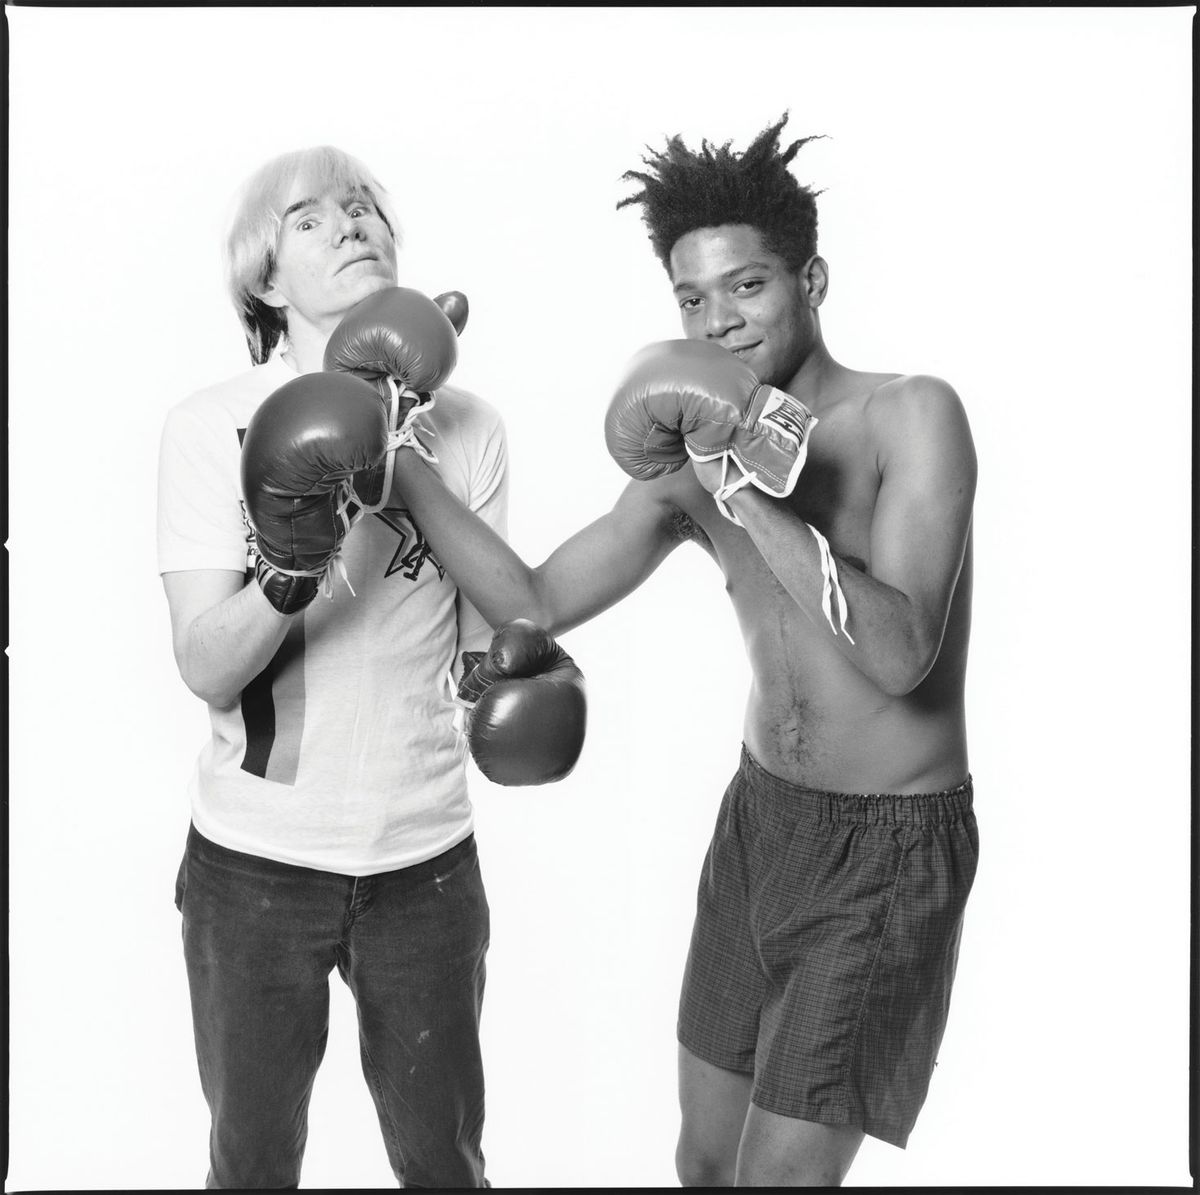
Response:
[756,387,816,446]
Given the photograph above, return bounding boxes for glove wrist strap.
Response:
[255,552,356,601]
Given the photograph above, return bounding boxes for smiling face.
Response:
[668,224,824,390]
[257,176,398,335]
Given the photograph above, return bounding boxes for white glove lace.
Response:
[807,524,854,643]
[708,455,853,643]
[710,453,757,526]
[349,375,439,516]
[255,544,356,601]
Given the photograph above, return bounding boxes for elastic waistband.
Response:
[738,746,973,827]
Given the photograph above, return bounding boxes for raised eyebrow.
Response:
[282,192,373,223]
[282,196,321,220]
[340,190,373,208]
[672,261,775,294]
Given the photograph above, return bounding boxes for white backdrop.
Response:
[7,6,1193,1190]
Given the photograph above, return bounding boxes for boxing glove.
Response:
[604,339,818,522]
[433,290,469,336]
[457,620,587,786]
[324,286,464,506]
[241,371,389,613]
[324,285,460,398]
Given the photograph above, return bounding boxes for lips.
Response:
[729,341,761,359]
[338,255,378,272]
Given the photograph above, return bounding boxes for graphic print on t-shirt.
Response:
[236,427,256,569]
[373,506,446,582]
[234,457,444,782]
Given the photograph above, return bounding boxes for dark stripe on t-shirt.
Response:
[240,618,307,784]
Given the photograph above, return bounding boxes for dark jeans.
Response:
[176,824,490,1189]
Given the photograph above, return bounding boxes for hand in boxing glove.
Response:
[323,286,465,507]
[457,620,587,786]
[604,339,818,524]
[241,371,389,614]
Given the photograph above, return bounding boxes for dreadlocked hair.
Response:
[617,113,824,273]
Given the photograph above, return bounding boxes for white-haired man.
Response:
[157,146,507,1188]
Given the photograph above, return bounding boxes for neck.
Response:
[279,317,335,374]
[781,340,845,416]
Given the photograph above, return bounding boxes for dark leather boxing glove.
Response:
[604,339,818,523]
[457,620,587,786]
[323,285,459,398]
[323,286,464,507]
[433,290,469,336]
[240,371,389,613]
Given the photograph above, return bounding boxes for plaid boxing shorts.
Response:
[678,746,979,1148]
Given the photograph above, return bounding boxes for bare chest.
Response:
[681,409,881,579]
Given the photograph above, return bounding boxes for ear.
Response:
[255,280,288,311]
[800,255,829,308]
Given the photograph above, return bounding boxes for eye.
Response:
[734,279,763,295]
[349,205,368,218]
[296,218,316,232]
[679,296,703,312]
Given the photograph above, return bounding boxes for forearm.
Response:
[727,490,940,695]
[392,453,552,628]
[395,456,682,638]
[174,578,298,709]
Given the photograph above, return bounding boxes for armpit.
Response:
[670,509,713,553]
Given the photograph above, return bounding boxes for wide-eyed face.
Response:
[668,224,822,390]
[258,177,398,333]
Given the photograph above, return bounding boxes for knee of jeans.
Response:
[209,1153,302,1190]
[210,1140,303,1190]
[209,1107,307,1189]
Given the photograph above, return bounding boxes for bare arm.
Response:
[162,569,299,709]
[716,377,977,695]
[393,452,683,635]
[531,479,687,634]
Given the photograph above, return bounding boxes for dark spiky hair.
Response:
[617,113,824,274]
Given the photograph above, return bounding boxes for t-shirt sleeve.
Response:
[452,408,511,681]
[468,409,509,536]
[157,401,251,575]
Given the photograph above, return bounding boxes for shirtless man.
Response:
[390,114,979,1186]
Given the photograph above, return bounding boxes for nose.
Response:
[704,296,743,340]
[333,209,365,243]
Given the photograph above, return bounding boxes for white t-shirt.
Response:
[157,354,508,876]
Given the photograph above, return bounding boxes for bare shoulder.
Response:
[867,372,965,416]
[866,374,975,464]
